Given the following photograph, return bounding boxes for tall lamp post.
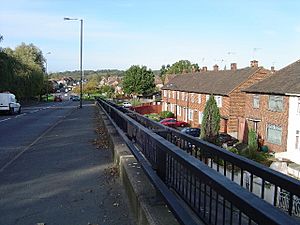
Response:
[64,17,83,108]
[45,52,51,102]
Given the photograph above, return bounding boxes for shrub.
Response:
[145,113,161,122]
[159,111,174,119]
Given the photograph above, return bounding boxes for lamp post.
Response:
[64,17,83,108]
[45,52,51,102]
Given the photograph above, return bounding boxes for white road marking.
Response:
[0,118,11,123]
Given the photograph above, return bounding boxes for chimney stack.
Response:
[213,64,219,71]
[271,66,275,73]
[230,63,237,70]
[202,66,208,72]
[250,60,258,67]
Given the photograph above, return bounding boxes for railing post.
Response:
[156,145,167,182]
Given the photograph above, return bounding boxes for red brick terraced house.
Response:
[243,59,300,164]
[161,61,271,139]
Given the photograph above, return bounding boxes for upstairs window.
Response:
[163,90,167,97]
[198,94,201,104]
[253,95,260,109]
[214,96,222,108]
[268,95,283,112]
[182,92,185,101]
[191,93,194,103]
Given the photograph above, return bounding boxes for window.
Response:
[177,91,180,100]
[268,95,283,112]
[163,90,167,97]
[199,112,203,124]
[206,95,210,102]
[296,130,299,150]
[185,93,188,101]
[172,91,175,99]
[177,105,181,116]
[168,90,171,99]
[170,104,174,113]
[182,92,185,101]
[253,95,260,109]
[198,94,201,104]
[266,124,282,145]
[214,96,222,107]
[188,109,193,121]
[297,97,300,114]
[191,93,194,103]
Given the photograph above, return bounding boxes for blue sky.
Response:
[1,0,300,72]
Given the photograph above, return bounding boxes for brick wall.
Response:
[228,69,271,135]
[245,94,289,153]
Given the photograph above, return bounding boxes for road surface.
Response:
[0,101,134,225]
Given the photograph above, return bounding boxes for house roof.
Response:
[161,67,262,96]
[244,59,300,96]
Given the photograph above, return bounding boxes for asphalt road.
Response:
[0,101,134,225]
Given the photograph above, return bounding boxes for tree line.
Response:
[0,37,46,101]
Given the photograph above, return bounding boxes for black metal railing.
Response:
[107,100,300,218]
[97,98,299,225]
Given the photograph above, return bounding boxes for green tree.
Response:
[159,65,167,85]
[166,60,193,74]
[122,65,155,96]
[200,94,221,143]
[1,43,45,100]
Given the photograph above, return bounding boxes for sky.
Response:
[1,0,300,73]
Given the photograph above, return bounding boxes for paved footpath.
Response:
[0,103,134,225]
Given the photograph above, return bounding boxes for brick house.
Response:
[243,59,300,163]
[161,61,271,138]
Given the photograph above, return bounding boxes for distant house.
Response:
[161,61,271,138]
[243,59,300,163]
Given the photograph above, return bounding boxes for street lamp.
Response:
[64,17,83,108]
[45,52,51,102]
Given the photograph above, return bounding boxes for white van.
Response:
[0,93,21,114]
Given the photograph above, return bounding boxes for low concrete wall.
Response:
[97,106,179,225]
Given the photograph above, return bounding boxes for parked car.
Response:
[54,95,63,102]
[0,92,21,114]
[217,133,239,146]
[181,127,201,137]
[72,95,80,101]
[160,118,189,128]
[122,101,132,107]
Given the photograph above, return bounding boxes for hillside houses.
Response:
[243,59,300,163]
[161,60,271,138]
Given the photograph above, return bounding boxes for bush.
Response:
[159,111,174,119]
[145,113,161,122]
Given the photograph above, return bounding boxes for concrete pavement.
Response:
[0,102,134,225]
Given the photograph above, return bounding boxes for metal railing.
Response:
[97,98,299,225]
[119,101,300,218]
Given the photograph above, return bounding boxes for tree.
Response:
[159,65,167,85]
[200,94,221,143]
[0,43,45,100]
[122,65,155,96]
[167,60,192,74]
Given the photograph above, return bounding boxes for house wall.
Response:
[228,69,270,137]
[287,96,300,154]
[162,91,230,132]
[245,94,289,153]
[161,68,271,137]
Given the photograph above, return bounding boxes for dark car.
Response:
[72,95,80,101]
[217,133,239,146]
[160,118,189,128]
[181,127,201,137]
[54,95,62,102]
